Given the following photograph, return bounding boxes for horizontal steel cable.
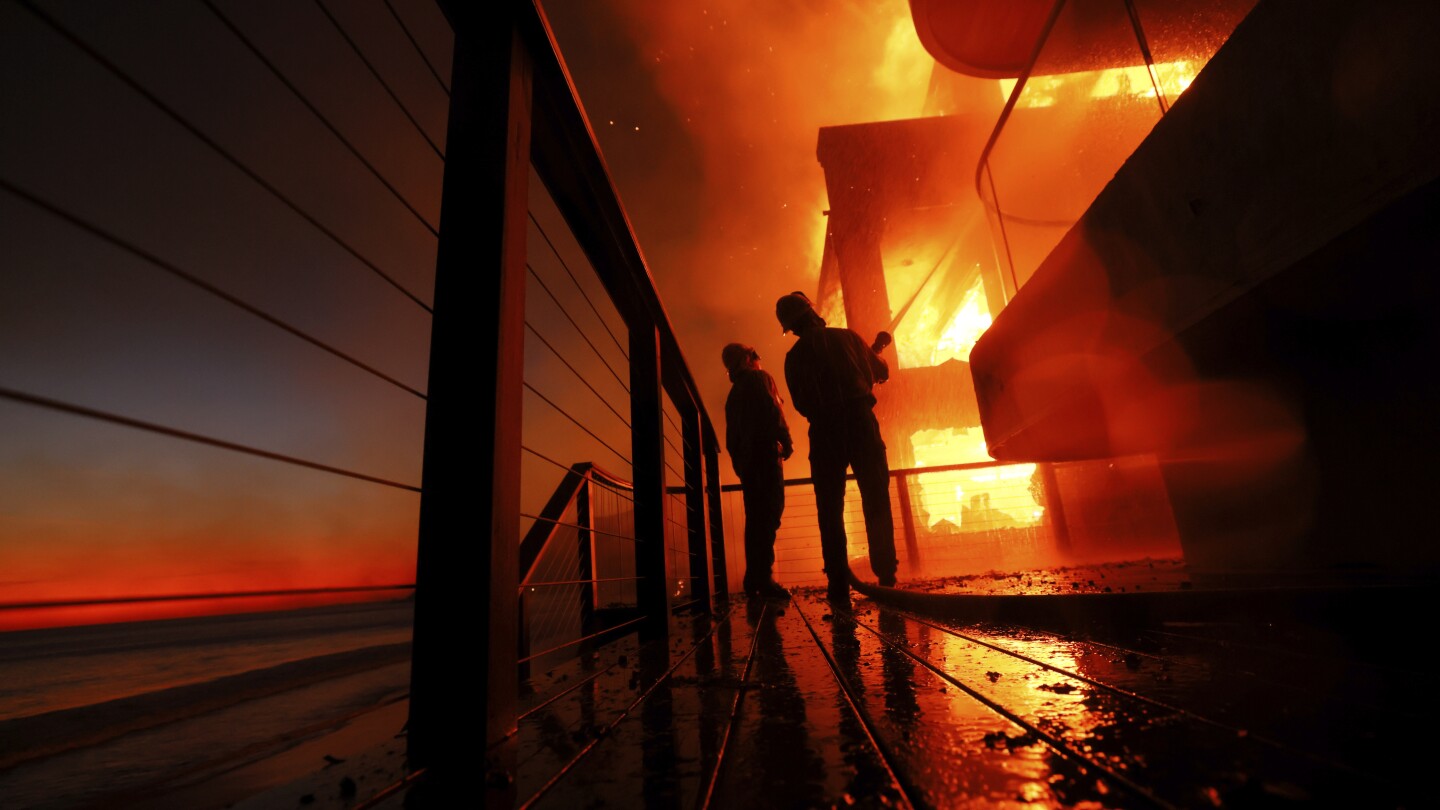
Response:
[522,577,642,590]
[1,179,426,400]
[522,381,632,467]
[520,443,579,475]
[516,664,618,724]
[519,513,640,544]
[661,408,698,456]
[527,211,628,360]
[526,263,629,393]
[518,446,636,503]
[202,0,439,236]
[524,321,630,428]
[17,1,434,314]
[0,385,421,491]
[518,615,646,666]
[382,0,449,97]
[0,582,413,611]
[311,0,445,159]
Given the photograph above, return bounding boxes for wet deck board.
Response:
[709,598,903,809]
[499,587,1422,809]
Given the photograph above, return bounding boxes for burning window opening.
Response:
[908,428,1042,533]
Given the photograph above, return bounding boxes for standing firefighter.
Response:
[775,292,898,603]
[722,342,794,600]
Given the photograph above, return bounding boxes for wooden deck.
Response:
[214,565,1430,809]
[358,570,1423,809]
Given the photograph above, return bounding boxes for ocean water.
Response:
[0,599,414,809]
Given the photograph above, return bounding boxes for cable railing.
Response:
[4,0,728,802]
[718,455,1180,589]
[1,0,440,628]
[974,0,1257,300]
[0,6,450,803]
[518,463,640,673]
[13,0,438,314]
[383,0,451,97]
[405,1,729,787]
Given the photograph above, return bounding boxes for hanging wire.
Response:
[382,0,450,97]
[528,212,628,360]
[1,180,427,401]
[202,0,440,236]
[522,382,632,467]
[0,385,421,492]
[524,322,630,429]
[526,264,629,393]
[311,0,446,159]
[17,1,434,314]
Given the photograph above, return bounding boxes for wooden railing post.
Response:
[682,406,711,606]
[577,476,597,642]
[703,427,728,597]
[1040,462,1072,552]
[630,323,669,639]
[408,0,530,789]
[896,473,923,575]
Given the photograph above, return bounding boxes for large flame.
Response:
[871,14,933,119]
[931,277,992,364]
[1000,60,1201,108]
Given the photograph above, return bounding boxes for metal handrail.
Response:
[520,461,634,585]
[715,456,1034,493]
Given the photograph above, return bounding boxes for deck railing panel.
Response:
[412,3,728,777]
[722,455,1180,588]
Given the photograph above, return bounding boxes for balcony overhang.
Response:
[970,0,1440,462]
[909,0,1258,79]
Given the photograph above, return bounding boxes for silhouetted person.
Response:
[722,342,793,599]
[774,292,898,603]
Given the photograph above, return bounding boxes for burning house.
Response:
[810,0,1440,583]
